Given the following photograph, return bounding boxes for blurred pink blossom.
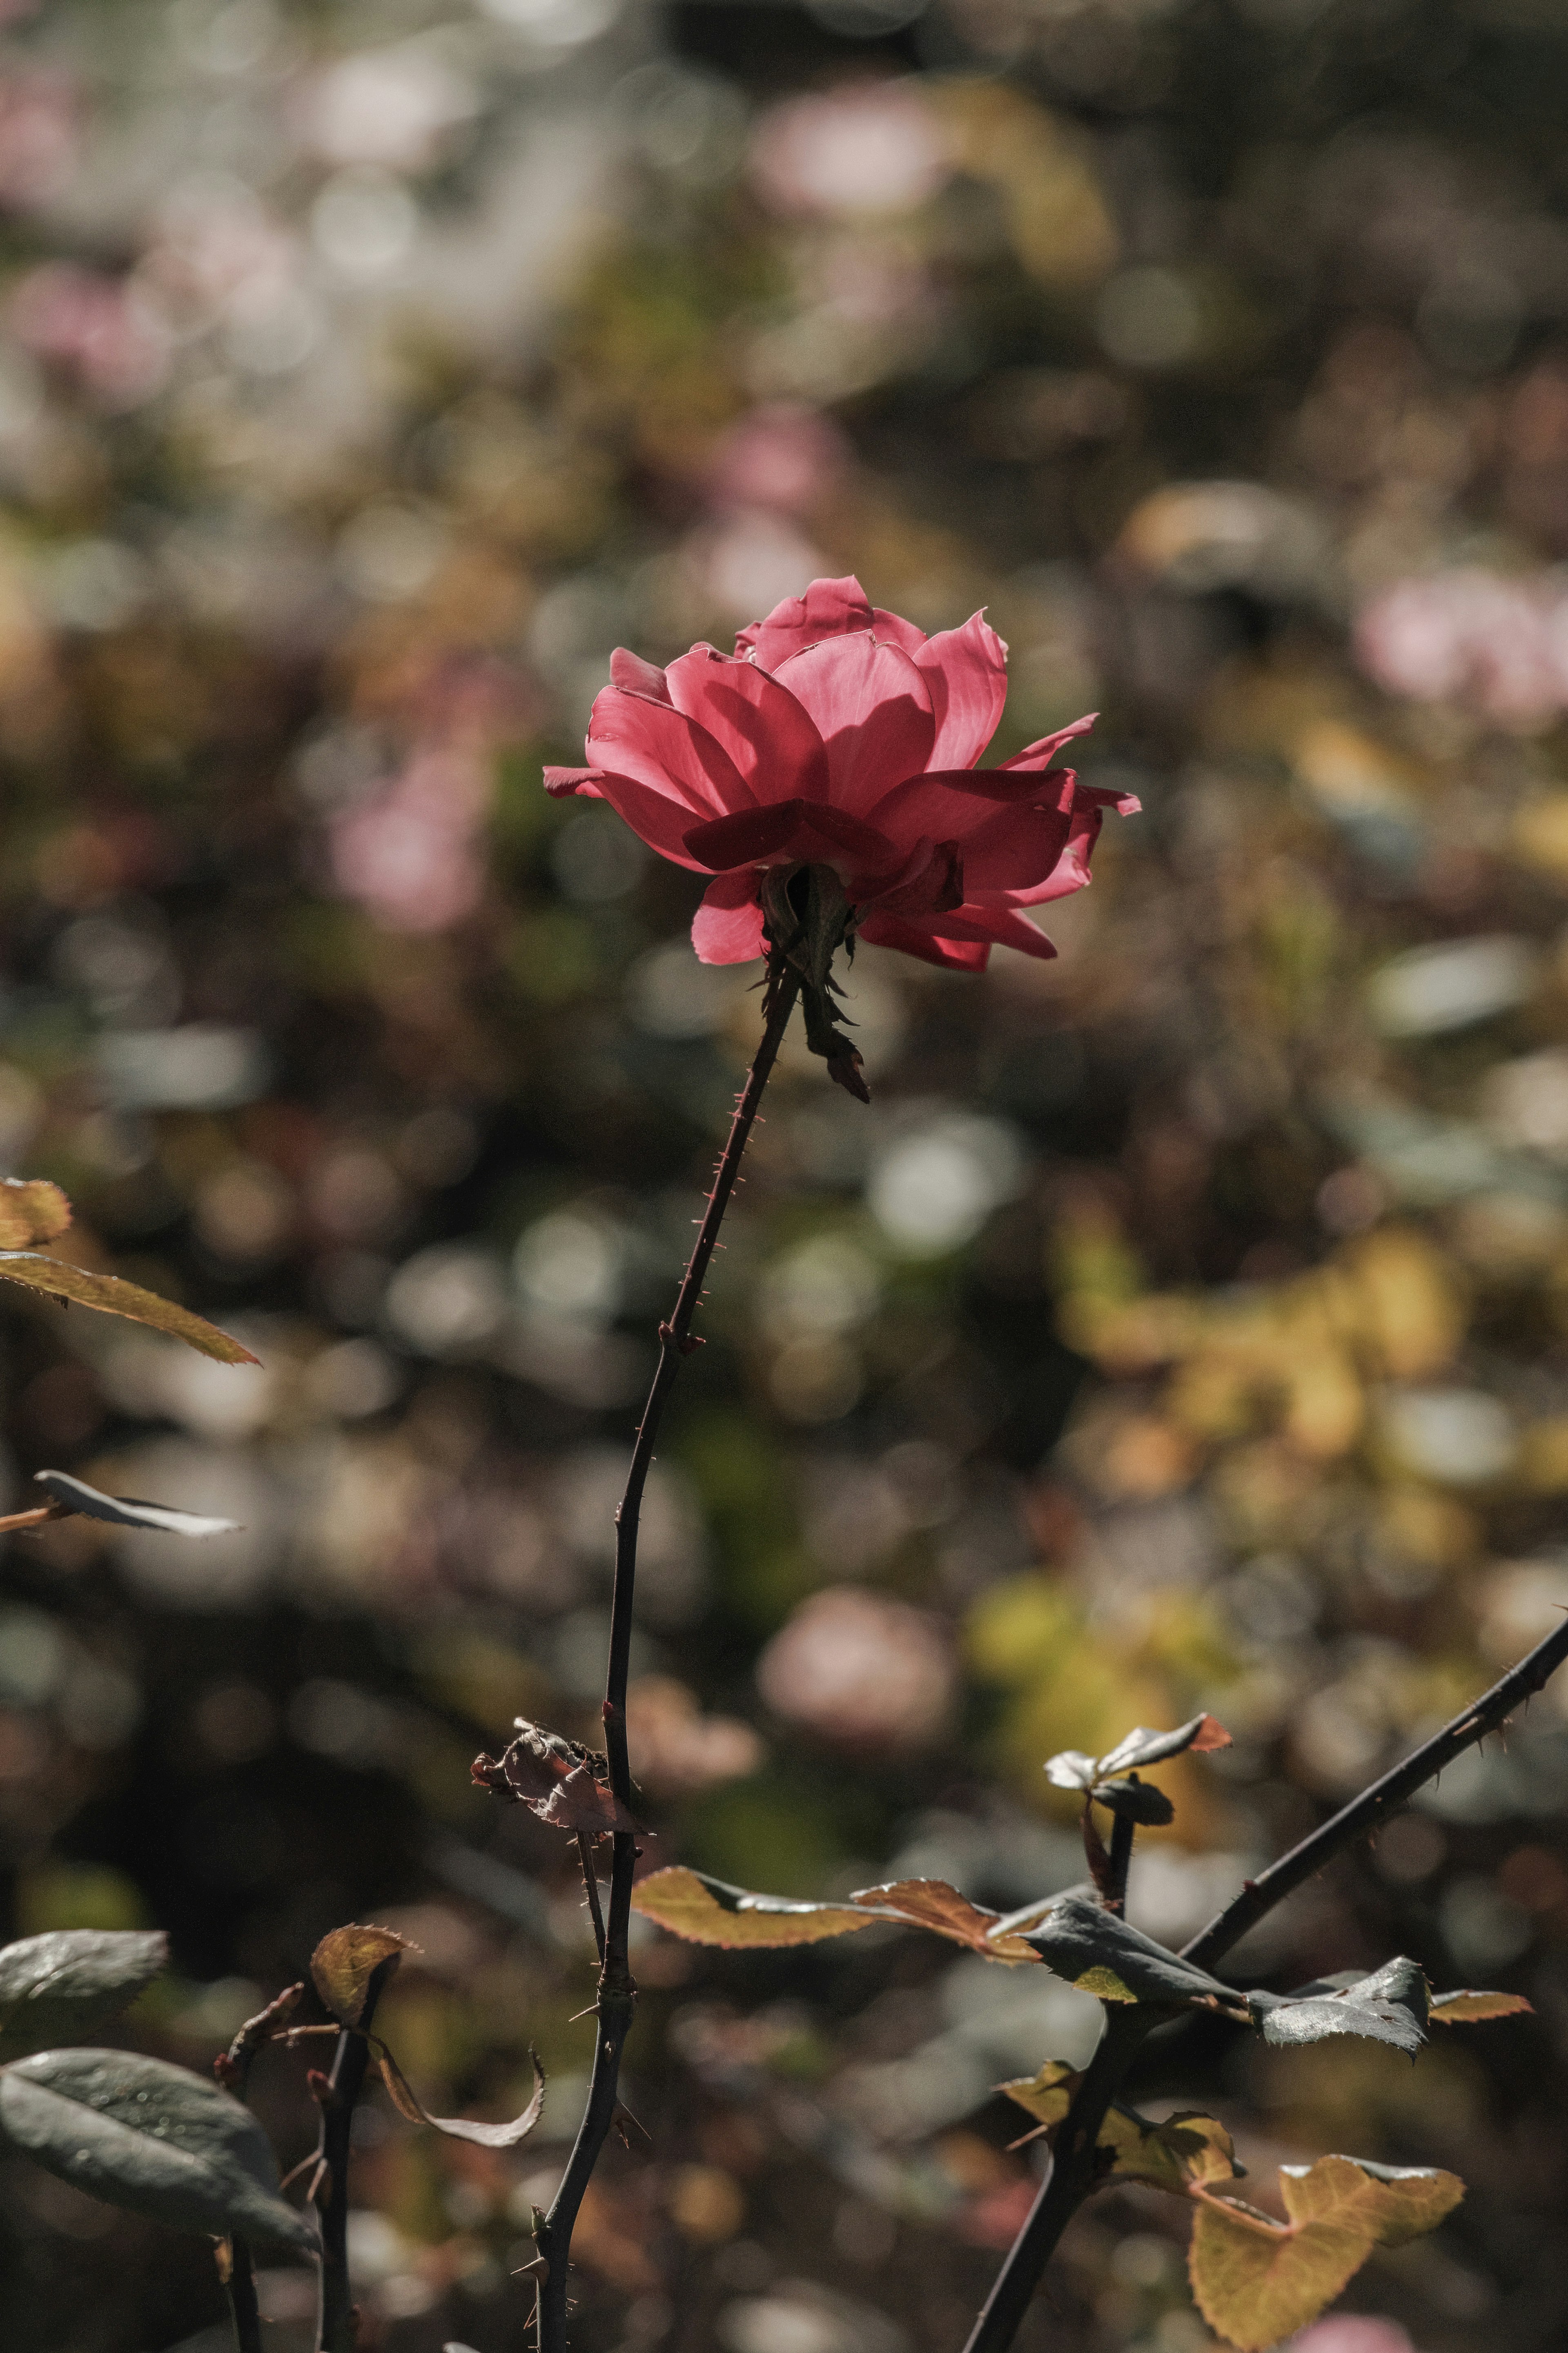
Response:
[328,744,490,932]
[10,263,170,408]
[689,511,826,626]
[0,67,74,210]
[705,403,851,517]
[1287,2322,1419,2353]
[755,1586,956,1751]
[1355,568,1568,725]
[749,81,949,220]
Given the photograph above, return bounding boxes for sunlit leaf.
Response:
[0,1255,258,1365]
[0,1931,167,2061]
[310,1925,414,2028]
[1250,1957,1429,2056]
[1026,1894,1238,2007]
[1098,1715,1233,1774]
[630,1866,878,1948]
[996,2064,1241,2192]
[33,1471,239,1539]
[0,1182,71,1251]
[850,1878,1037,1960]
[1045,1749,1100,1792]
[1189,2154,1464,2352]
[1430,1987,1533,2024]
[536,1762,636,1837]
[1101,2106,1243,2195]
[374,2039,544,2147]
[997,2058,1078,2133]
[0,2049,313,2250]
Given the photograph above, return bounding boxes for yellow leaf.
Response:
[0,1254,258,1365]
[0,1181,71,1251]
[629,1866,877,1950]
[310,1925,415,2028]
[1430,1988,1533,2024]
[997,2059,1078,2133]
[1189,2155,1464,2351]
[1074,1965,1139,2002]
[1102,2108,1241,2195]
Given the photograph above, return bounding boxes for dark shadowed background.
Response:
[2,0,1568,2346]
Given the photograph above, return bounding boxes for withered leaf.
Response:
[374,2039,544,2148]
[0,1255,258,1364]
[310,1925,414,2029]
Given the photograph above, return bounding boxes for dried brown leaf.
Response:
[0,1255,258,1364]
[309,1925,414,2029]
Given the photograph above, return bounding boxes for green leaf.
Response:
[0,1182,71,1251]
[33,1472,239,1540]
[0,1255,258,1365]
[0,1931,167,2061]
[1430,1987,1533,2024]
[1250,1957,1429,2057]
[374,2039,545,2146]
[1025,1895,1239,2008]
[630,1867,881,1949]
[1188,2154,1464,2352]
[311,1925,413,2027]
[0,2049,313,2250]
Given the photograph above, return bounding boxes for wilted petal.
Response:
[914,611,1009,769]
[665,650,831,805]
[737,573,874,670]
[693,871,767,964]
[775,635,935,811]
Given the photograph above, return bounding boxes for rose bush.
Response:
[546,573,1137,972]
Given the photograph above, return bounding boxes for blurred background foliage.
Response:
[2,0,1568,2346]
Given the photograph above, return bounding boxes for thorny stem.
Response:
[535,966,803,2352]
[961,1606,1568,2353]
[214,1983,303,2353]
[314,1969,392,2353]
[576,1832,607,1965]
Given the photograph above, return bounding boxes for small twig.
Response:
[313,1965,394,2353]
[534,966,802,2353]
[0,1501,67,1536]
[576,1832,606,1965]
[214,1983,303,2353]
[960,1606,1568,2353]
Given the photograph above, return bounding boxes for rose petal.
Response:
[610,648,672,702]
[978,807,1102,906]
[857,913,991,970]
[684,797,895,873]
[913,611,1009,769]
[587,687,753,819]
[869,607,929,654]
[861,767,1063,847]
[775,635,935,812]
[737,574,874,671]
[956,803,1076,896]
[998,714,1099,771]
[693,872,766,965]
[931,903,1060,959]
[592,772,715,871]
[544,766,606,799]
[665,650,831,805]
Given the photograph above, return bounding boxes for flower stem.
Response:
[534,966,802,2352]
[314,1974,390,2353]
[214,1983,302,2353]
[960,1604,1568,2353]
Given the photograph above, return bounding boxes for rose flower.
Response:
[546,573,1136,975]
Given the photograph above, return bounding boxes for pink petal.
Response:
[859,839,964,918]
[931,903,1060,960]
[586,686,753,819]
[953,803,1076,896]
[664,649,830,805]
[544,766,606,799]
[913,611,1009,769]
[610,648,673,702]
[736,573,874,671]
[976,805,1109,907]
[592,772,715,871]
[692,871,766,964]
[869,607,929,653]
[861,767,1057,846]
[857,913,990,970]
[684,797,895,872]
[998,713,1099,771]
[775,634,935,811]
